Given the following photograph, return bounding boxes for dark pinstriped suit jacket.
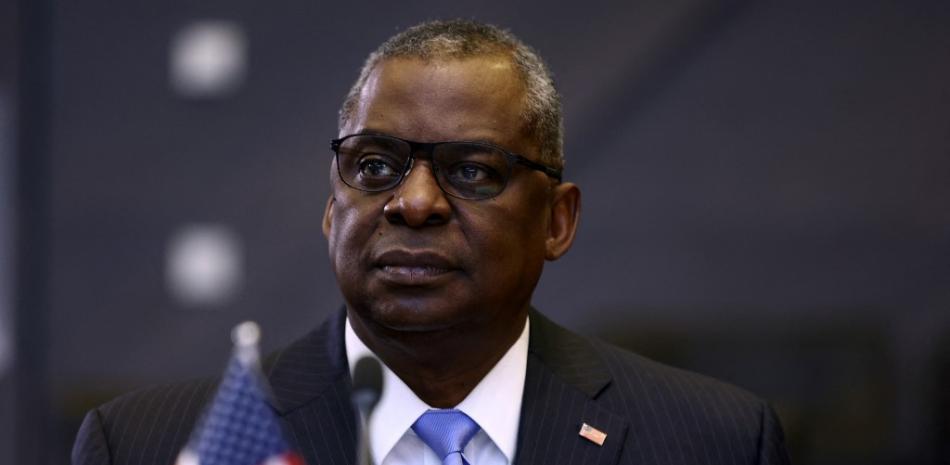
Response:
[72,309,791,465]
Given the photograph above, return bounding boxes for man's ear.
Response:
[545,182,581,260]
[322,196,335,238]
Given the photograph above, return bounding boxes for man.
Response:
[73,20,790,465]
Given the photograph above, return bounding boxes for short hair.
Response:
[338,19,564,170]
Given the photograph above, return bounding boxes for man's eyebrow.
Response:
[349,130,508,147]
[351,129,389,137]
[462,137,506,146]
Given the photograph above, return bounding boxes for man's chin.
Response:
[353,301,471,334]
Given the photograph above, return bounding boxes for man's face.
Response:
[324,56,575,336]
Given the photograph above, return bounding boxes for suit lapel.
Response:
[264,309,357,465]
[514,311,629,465]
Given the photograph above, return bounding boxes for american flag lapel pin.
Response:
[578,422,607,446]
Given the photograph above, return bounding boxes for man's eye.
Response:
[358,156,400,178]
[448,163,492,183]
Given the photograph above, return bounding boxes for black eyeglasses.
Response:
[330,134,562,200]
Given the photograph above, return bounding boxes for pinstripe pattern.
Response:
[72,309,790,465]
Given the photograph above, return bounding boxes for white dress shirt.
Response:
[345,317,529,465]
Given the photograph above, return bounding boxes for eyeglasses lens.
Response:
[336,135,511,200]
[434,143,509,199]
[336,136,409,191]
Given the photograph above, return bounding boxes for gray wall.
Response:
[12,0,950,463]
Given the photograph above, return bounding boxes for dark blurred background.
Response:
[3,0,949,463]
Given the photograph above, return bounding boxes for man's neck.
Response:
[347,309,529,408]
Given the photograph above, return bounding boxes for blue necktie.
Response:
[411,409,480,465]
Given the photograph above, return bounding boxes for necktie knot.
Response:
[411,409,480,465]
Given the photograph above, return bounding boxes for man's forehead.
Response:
[362,55,524,100]
[345,55,534,151]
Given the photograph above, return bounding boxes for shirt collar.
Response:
[345,316,529,464]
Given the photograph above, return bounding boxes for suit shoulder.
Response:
[591,338,771,442]
[528,312,789,463]
[78,379,217,465]
[592,337,765,407]
[583,338,790,464]
[531,311,766,412]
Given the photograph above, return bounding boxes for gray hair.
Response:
[338,19,564,170]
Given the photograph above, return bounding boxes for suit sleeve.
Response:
[757,403,792,465]
[72,409,113,465]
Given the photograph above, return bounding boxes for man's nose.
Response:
[383,161,452,227]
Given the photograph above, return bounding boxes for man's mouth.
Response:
[373,250,459,285]
[380,265,451,276]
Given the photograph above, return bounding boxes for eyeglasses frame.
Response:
[329,133,562,200]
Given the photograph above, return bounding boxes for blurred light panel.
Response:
[166,224,243,308]
[169,21,247,98]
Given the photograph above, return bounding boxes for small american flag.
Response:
[578,422,607,446]
[176,322,305,465]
